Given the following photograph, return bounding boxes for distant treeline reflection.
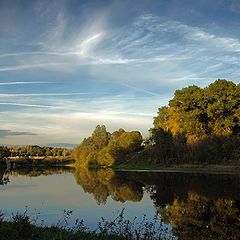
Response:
[0,167,73,184]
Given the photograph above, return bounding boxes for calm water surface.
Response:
[1,167,240,239]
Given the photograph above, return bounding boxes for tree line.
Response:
[73,79,240,167]
[0,145,72,159]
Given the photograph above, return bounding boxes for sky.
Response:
[0,0,240,145]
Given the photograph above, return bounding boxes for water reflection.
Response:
[0,169,9,185]
[0,167,72,186]
[0,167,72,180]
[1,167,240,239]
[74,168,143,204]
[162,192,240,240]
[74,169,240,239]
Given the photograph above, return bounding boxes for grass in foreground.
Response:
[0,210,175,240]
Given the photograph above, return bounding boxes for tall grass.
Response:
[0,209,176,240]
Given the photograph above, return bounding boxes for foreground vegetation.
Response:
[0,210,173,240]
[73,79,240,168]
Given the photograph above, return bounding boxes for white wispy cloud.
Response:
[0,62,68,72]
[0,92,88,97]
[75,32,104,57]
[142,15,238,53]
[0,81,51,85]
[0,51,75,58]
[0,102,58,108]
[2,12,239,76]
[0,92,167,120]
[118,82,161,97]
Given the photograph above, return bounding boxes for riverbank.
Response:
[0,211,169,240]
[2,157,240,174]
[0,220,125,240]
[0,156,75,168]
[113,163,240,174]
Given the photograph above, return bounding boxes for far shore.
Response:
[1,159,240,174]
[113,164,240,174]
[0,156,74,169]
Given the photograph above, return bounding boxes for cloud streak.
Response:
[0,62,68,72]
[0,102,59,108]
[0,129,37,138]
[0,92,88,97]
[0,81,51,85]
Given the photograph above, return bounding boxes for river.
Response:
[0,167,240,239]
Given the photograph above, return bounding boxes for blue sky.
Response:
[0,0,240,145]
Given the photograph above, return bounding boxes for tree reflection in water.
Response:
[161,192,240,240]
[0,169,10,185]
[74,169,240,239]
[74,168,144,204]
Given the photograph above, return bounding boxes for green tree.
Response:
[205,79,240,136]
[150,128,174,163]
[73,127,143,167]
[73,125,111,166]
[150,79,240,164]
